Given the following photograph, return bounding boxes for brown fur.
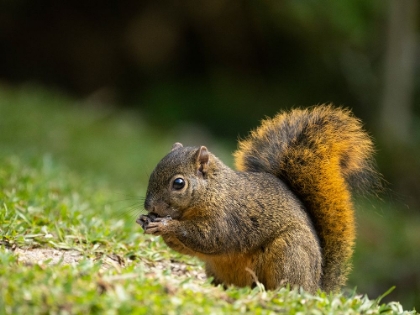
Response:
[139,105,380,293]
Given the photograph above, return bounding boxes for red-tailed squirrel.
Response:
[137,105,381,292]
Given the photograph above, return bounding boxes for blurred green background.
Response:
[1,0,419,310]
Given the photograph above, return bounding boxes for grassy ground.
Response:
[0,85,417,314]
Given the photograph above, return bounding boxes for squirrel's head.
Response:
[144,142,213,219]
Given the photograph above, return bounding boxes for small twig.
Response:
[245,267,265,292]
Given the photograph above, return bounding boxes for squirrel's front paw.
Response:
[144,216,173,235]
[136,213,158,230]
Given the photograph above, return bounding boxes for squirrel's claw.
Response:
[144,216,172,235]
[136,214,153,230]
[144,222,162,235]
[136,213,162,230]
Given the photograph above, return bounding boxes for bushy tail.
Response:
[234,105,381,292]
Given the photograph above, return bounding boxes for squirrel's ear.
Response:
[196,146,209,177]
[171,142,183,152]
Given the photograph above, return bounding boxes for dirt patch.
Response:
[14,248,83,265]
[10,247,207,283]
[144,259,207,281]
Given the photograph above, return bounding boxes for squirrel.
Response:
[136,105,381,293]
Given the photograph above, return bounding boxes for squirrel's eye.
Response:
[172,178,185,190]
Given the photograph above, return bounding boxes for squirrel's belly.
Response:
[200,253,258,287]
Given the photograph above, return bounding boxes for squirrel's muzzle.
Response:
[144,196,153,211]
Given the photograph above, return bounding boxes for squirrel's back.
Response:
[234,105,380,291]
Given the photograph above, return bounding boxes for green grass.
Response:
[0,85,418,314]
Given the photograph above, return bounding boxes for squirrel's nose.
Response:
[144,196,153,211]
